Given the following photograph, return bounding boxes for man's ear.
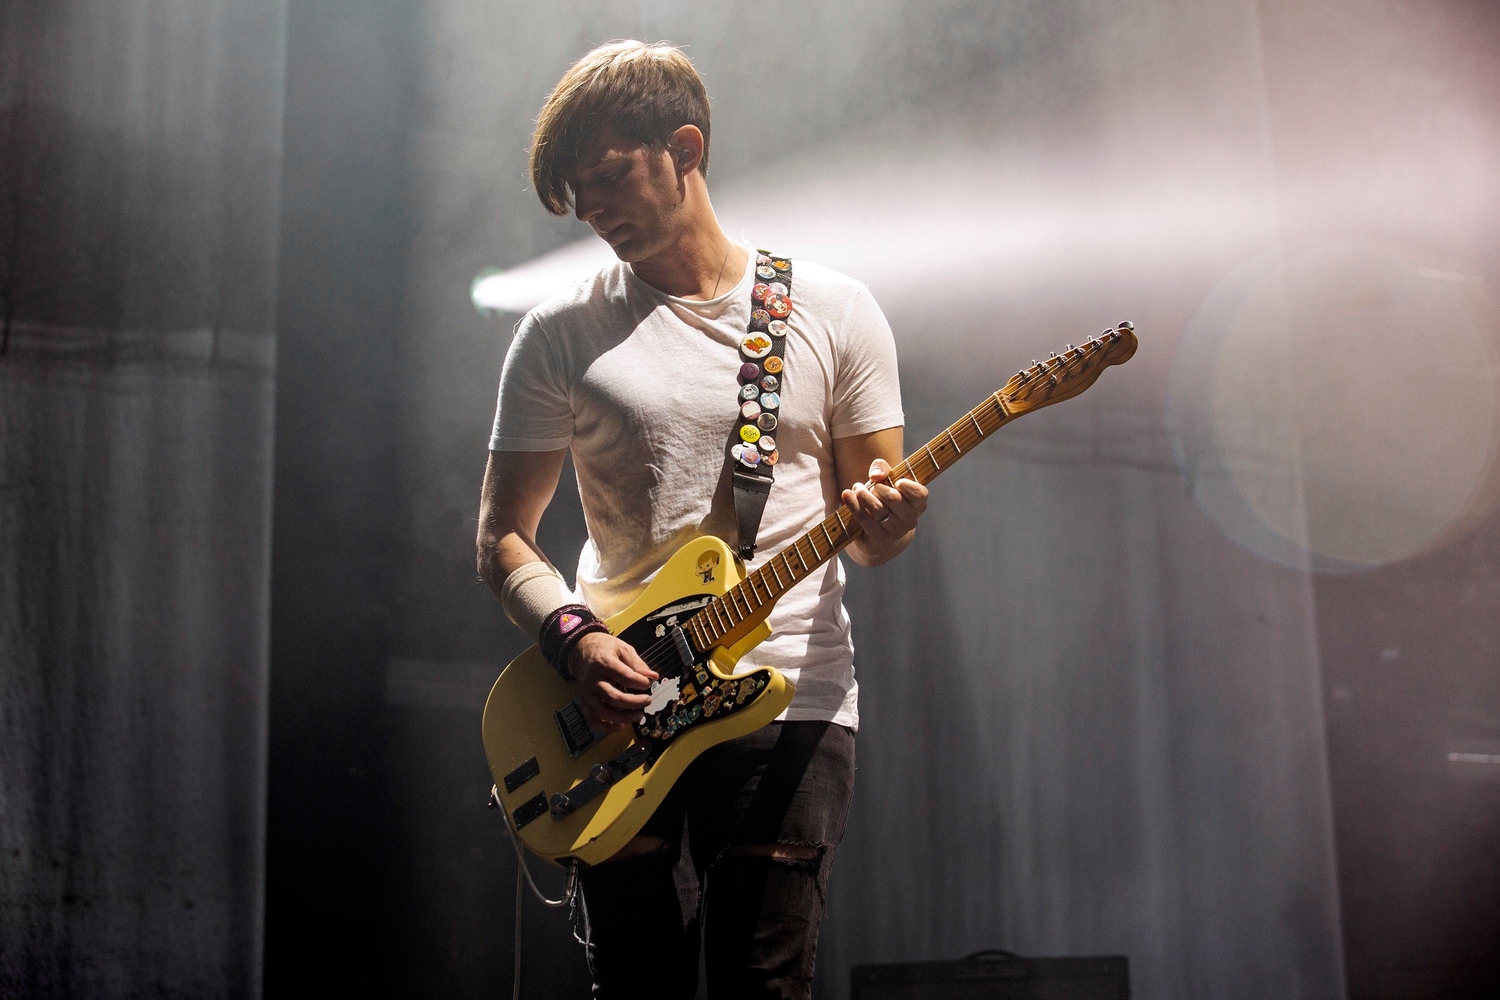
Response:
[668,124,705,174]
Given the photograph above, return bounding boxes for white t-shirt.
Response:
[489,246,903,728]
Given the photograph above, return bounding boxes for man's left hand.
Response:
[842,459,928,551]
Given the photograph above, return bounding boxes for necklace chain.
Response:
[710,245,731,298]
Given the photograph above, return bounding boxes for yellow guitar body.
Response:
[481,535,793,867]
[480,322,1140,868]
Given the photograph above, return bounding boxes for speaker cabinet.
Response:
[851,953,1130,1000]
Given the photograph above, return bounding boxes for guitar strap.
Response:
[729,250,792,561]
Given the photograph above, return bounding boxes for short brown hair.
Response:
[530,40,711,215]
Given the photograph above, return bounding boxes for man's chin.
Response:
[602,231,663,264]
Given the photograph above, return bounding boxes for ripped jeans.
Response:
[578,721,856,999]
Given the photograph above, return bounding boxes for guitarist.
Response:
[477,40,927,998]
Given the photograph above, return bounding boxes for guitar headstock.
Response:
[1001,321,1138,416]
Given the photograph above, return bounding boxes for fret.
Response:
[820,523,836,550]
[753,570,771,602]
[795,544,809,572]
[711,603,730,633]
[769,560,784,589]
[945,428,961,454]
[969,412,984,438]
[992,394,1008,420]
[925,445,941,471]
[746,574,764,604]
[729,588,748,618]
[781,551,797,581]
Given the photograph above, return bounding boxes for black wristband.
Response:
[539,603,609,680]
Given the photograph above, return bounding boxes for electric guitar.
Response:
[483,322,1139,865]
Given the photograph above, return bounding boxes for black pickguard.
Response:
[615,595,772,747]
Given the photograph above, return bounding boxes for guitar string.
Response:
[630,343,1106,673]
[613,342,1116,692]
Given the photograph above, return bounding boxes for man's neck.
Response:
[631,220,748,301]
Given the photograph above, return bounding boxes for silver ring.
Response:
[876,510,893,523]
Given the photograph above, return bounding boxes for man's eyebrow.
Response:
[580,150,626,173]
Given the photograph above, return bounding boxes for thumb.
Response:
[868,458,891,483]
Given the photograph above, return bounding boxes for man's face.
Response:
[571,129,685,262]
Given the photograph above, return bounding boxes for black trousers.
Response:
[578,720,856,999]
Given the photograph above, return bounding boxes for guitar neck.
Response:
[683,387,1015,655]
[682,324,1138,656]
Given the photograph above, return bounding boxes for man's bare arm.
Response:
[476,449,656,728]
[476,448,568,594]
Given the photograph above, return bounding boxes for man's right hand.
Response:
[568,632,659,732]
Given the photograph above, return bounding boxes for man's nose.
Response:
[574,186,600,224]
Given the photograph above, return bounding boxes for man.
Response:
[477,40,927,998]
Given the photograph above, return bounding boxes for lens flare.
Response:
[1167,241,1500,573]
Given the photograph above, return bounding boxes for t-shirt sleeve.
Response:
[830,285,904,438]
[489,313,575,451]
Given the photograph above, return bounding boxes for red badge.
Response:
[765,294,791,320]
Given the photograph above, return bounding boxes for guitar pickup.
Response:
[670,626,695,668]
[555,700,602,757]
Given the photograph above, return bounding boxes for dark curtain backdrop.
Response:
[0,2,286,997]
[3,0,1496,998]
[264,1,1387,998]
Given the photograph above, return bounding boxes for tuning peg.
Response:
[1065,344,1075,352]
[1117,320,1134,331]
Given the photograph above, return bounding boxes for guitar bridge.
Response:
[555,700,601,758]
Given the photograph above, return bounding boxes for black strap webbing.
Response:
[733,470,774,561]
[730,250,792,560]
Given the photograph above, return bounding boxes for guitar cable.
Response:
[490,784,582,1000]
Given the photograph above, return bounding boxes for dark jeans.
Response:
[578,720,856,1000]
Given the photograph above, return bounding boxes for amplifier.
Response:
[851,950,1129,1000]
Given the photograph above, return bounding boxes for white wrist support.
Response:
[499,561,573,640]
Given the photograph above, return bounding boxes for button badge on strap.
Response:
[764,294,792,320]
[741,334,773,359]
[763,356,783,374]
[739,424,761,444]
[759,391,781,411]
[740,400,762,420]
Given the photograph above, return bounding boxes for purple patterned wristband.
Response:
[539,603,609,680]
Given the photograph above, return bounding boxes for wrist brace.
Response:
[499,561,573,639]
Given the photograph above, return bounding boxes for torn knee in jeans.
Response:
[601,834,672,863]
[720,842,824,867]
